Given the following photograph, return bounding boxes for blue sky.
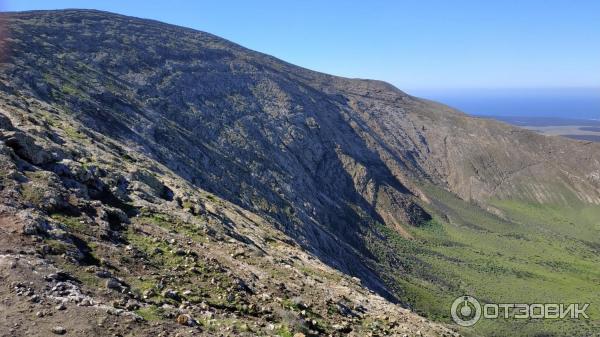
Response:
[4,0,600,91]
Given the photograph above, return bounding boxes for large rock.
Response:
[21,170,69,212]
[16,208,53,236]
[1,130,53,165]
[0,112,14,130]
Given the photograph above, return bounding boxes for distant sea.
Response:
[410,88,600,121]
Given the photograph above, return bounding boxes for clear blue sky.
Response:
[4,0,600,91]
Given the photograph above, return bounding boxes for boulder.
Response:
[0,112,14,130]
[105,278,122,290]
[17,209,53,236]
[162,289,181,302]
[1,130,53,165]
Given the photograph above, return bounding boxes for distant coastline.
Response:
[482,115,600,127]
[477,115,600,142]
[410,87,600,142]
[411,87,600,120]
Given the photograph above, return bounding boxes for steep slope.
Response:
[1,10,432,291]
[0,105,456,337]
[0,9,599,337]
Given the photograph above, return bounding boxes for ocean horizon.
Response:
[410,87,600,120]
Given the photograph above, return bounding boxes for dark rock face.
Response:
[0,10,438,290]
[0,9,599,306]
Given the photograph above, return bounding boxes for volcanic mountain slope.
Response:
[0,9,599,337]
[0,109,458,337]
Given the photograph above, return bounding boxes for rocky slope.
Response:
[0,9,599,337]
[0,80,453,337]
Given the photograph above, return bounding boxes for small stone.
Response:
[105,278,121,290]
[293,333,306,337]
[55,303,66,310]
[125,300,140,311]
[176,314,195,326]
[143,289,156,299]
[79,299,92,306]
[162,289,181,302]
[97,316,108,327]
[51,326,67,335]
[107,308,124,316]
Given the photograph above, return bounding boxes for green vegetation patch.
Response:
[135,305,165,321]
[365,183,600,336]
